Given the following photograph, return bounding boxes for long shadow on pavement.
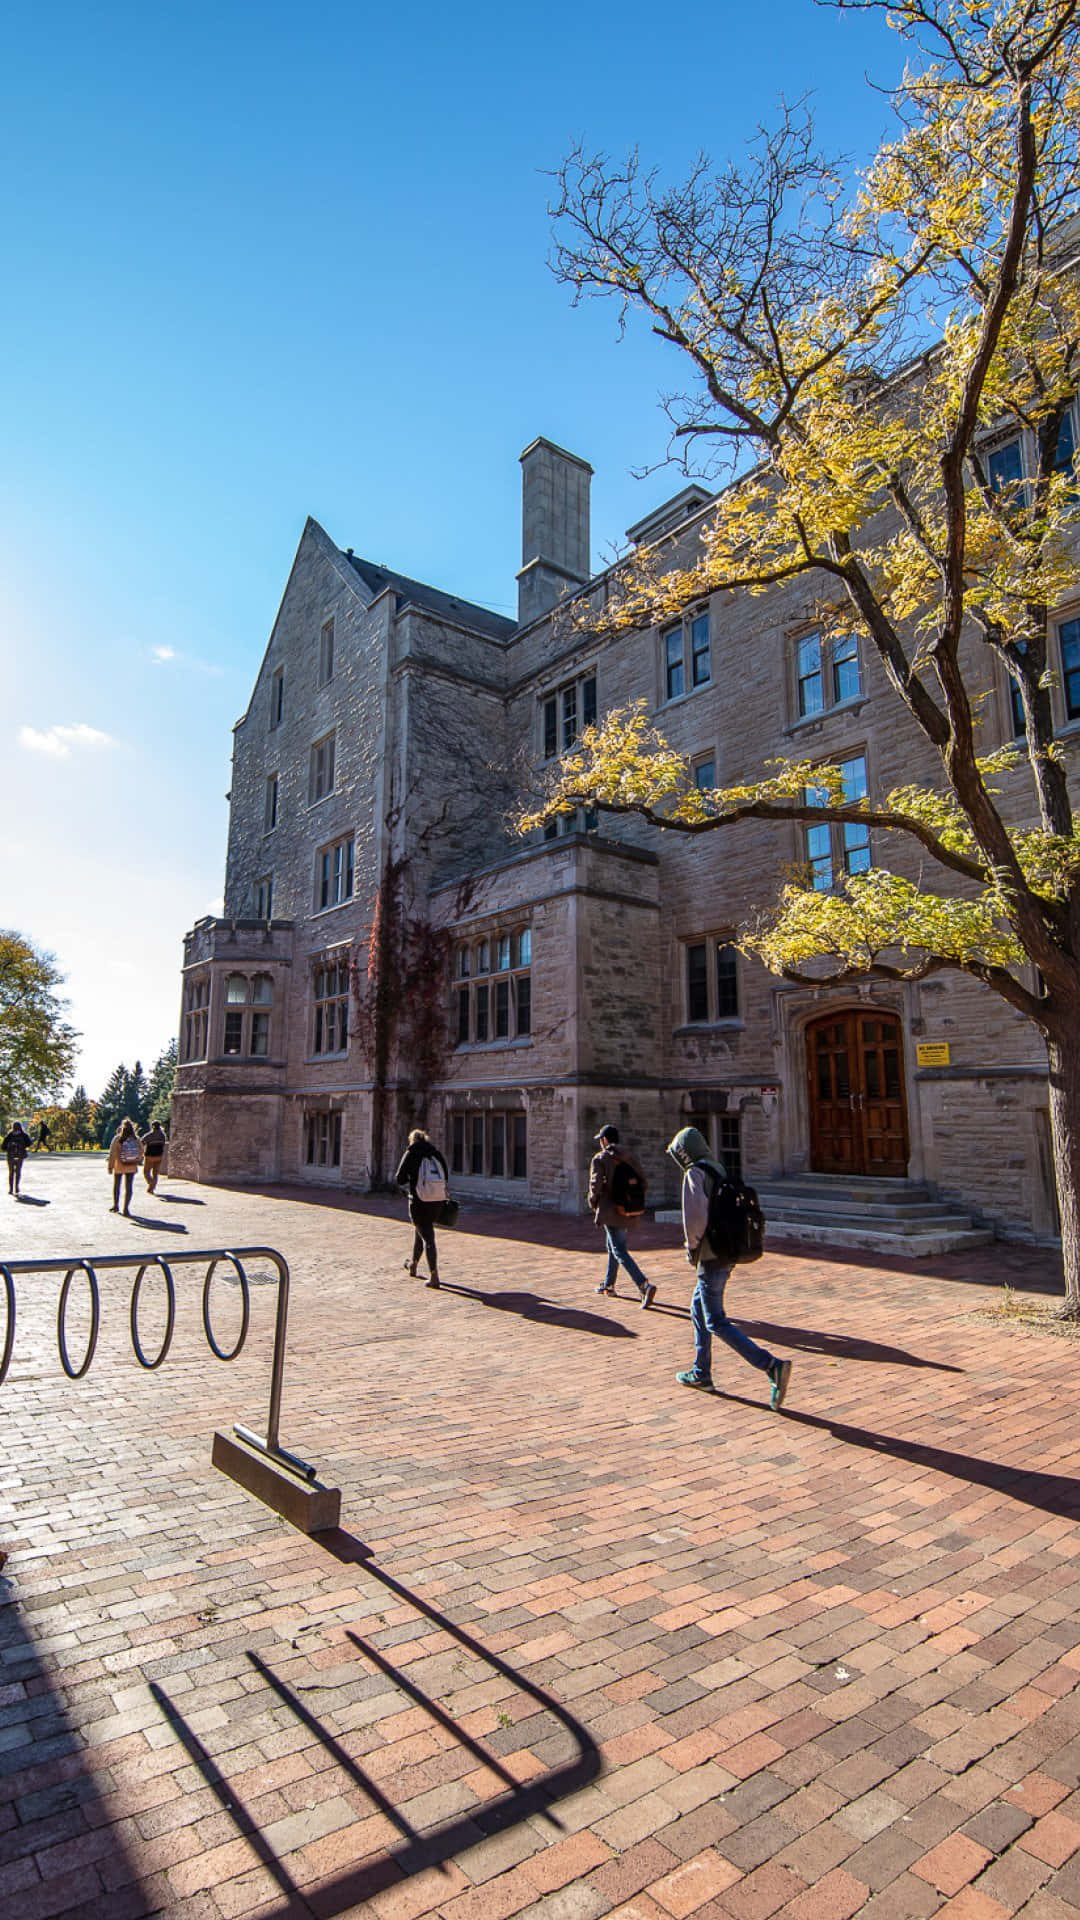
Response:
[0,1566,150,1911]
[715,1392,1080,1520]
[439,1282,637,1337]
[151,1536,602,1920]
[647,1300,959,1370]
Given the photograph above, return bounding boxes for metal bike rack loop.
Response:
[0,1245,316,1483]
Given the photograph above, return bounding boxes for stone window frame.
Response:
[314,833,355,913]
[253,874,273,921]
[679,934,741,1028]
[978,399,1076,515]
[264,774,279,833]
[788,622,864,726]
[304,1108,342,1169]
[308,730,336,807]
[693,753,716,791]
[660,604,712,707]
[318,616,335,688]
[540,668,598,761]
[221,972,274,1059]
[803,749,872,892]
[311,949,351,1058]
[449,1108,527,1182]
[181,975,210,1062]
[454,926,532,1050]
[269,666,285,731]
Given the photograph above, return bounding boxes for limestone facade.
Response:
[172,428,1079,1241]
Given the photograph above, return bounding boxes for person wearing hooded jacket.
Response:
[666,1126,790,1408]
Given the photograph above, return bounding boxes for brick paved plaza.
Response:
[2,1158,1080,1920]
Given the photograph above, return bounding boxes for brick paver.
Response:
[1,1159,1079,1918]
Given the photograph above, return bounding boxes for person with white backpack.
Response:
[107,1118,144,1216]
[395,1127,449,1289]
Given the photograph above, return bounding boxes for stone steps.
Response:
[658,1173,993,1259]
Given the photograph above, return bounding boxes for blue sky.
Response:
[0,0,902,1098]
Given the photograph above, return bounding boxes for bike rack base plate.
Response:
[212,1431,341,1534]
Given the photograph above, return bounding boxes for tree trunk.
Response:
[1046,1028,1080,1318]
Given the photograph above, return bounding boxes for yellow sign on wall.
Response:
[916,1041,951,1067]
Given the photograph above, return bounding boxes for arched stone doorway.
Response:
[806,1009,909,1176]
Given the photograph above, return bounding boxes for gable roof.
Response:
[345,553,515,641]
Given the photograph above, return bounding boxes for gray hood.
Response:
[666,1126,712,1171]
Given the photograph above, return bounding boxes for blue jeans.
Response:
[603,1226,650,1296]
[691,1259,773,1381]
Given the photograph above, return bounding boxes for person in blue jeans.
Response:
[666,1127,790,1408]
[588,1124,657,1309]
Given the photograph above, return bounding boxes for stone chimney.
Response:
[516,437,592,626]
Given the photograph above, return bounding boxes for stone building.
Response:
[171,422,1079,1247]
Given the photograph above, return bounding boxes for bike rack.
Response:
[0,1245,320,1488]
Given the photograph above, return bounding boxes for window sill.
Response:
[784,693,867,737]
[306,792,336,811]
[673,1020,745,1036]
[312,898,354,918]
[455,1037,533,1053]
[659,681,711,714]
[306,1051,350,1064]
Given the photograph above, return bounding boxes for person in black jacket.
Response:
[3,1122,31,1195]
[395,1128,449,1289]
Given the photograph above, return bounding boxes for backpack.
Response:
[119,1136,140,1166]
[415,1153,447,1204]
[610,1157,647,1217]
[705,1164,765,1264]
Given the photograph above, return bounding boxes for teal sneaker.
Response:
[769,1359,792,1410]
[676,1370,714,1392]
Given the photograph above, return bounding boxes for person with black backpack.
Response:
[588,1124,657,1309]
[666,1126,790,1408]
[395,1128,449,1290]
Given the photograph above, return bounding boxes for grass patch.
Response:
[971,1282,1080,1339]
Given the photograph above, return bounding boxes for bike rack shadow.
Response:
[0,1564,150,1909]
[151,1537,601,1920]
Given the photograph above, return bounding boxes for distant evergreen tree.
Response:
[147,1040,177,1127]
[127,1059,150,1131]
[66,1084,95,1147]
[96,1061,132,1145]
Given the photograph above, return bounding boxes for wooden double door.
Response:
[807,1009,909,1176]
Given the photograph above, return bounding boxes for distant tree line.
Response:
[2,927,177,1145]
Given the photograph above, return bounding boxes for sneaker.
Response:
[769,1359,792,1410]
[596,1283,616,1295]
[640,1283,657,1310]
[425,1275,440,1290]
[676,1370,714,1392]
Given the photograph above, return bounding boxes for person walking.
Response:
[667,1126,790,1408]
[141,1121,167,1191]
[589,1124,656,1308]
[35,1117,51,1152]
[108,1118,143,1215]
[395,1127,448,1289]
[2,1122,31,1196]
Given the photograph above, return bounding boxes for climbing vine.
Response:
[351,851,463,1182]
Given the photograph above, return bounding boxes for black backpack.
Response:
[705,1164,765,1264]
[610,1157,647,1217]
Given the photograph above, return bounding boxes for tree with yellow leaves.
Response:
[523,0,1080,1310]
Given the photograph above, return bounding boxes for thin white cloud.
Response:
[18,722,116,759]
[150,644,222,676]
